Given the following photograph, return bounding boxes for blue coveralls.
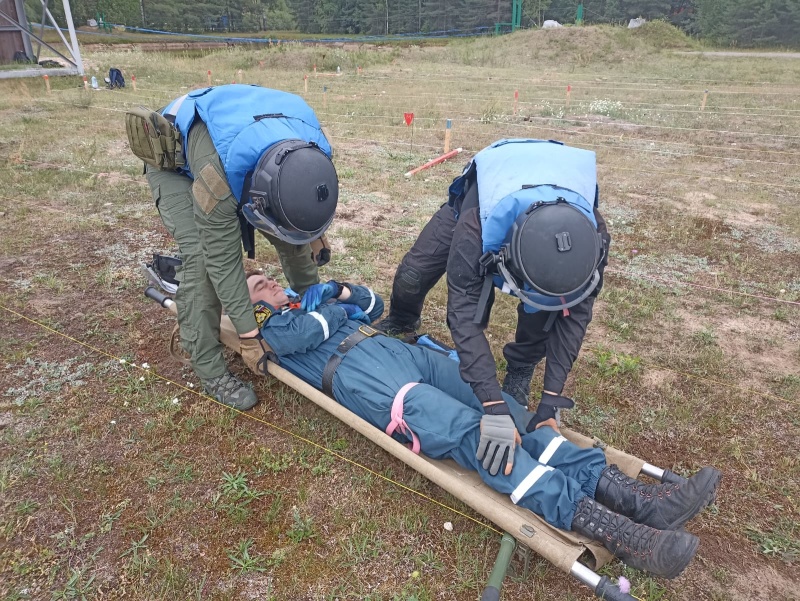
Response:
[258,285,606,531]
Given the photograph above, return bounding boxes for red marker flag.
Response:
[404,112,414,126]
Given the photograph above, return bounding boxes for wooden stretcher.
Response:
[146,287,687,601]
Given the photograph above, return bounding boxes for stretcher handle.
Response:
[480,532,516,601]
[594,576,637,601]
[144,286,173,308]
[480,586,500,601]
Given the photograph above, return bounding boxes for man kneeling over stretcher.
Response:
[246,272,721,579]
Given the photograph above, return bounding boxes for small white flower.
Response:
[119,359,126,364]
[110,420,117,425]
[443,521,453,531]
[172,398,179,405]
[188,383,194,388]
[139,376,145,382]
[141,362,150,369]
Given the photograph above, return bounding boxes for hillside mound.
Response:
[435,22,698,69]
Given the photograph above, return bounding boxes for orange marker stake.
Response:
[207,70,212,86]
[566,85,572,109]
[513,90,519,116]
[405,148,462,178]
[304,74,308,94]
[43,74,51,94]
[131,74,137,91]
[701,90,708,112]
[83,75,88,90]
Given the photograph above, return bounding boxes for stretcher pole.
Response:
[571,562,636,601]
[642,462,689,485]
[481,532,516,601]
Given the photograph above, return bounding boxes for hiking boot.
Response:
[595,465,721,531]
[202,371,259,411]
[374,314,421,336]
[571,497,698,579]
[502,362,535,407]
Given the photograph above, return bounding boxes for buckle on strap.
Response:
[477,251,500,277]
[358,324,379,337]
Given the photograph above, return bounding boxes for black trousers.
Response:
[389,203,595,395]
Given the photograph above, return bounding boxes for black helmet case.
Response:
[244,140,339,244]
[506,200,602,299]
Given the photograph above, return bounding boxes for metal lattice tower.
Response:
[0,0,84,78]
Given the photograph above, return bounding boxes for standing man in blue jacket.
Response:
[128,85,339,410]
[244,271,720,580]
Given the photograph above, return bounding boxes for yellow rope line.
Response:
[0,303,501,535]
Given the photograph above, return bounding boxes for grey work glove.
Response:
[477,402,522,476]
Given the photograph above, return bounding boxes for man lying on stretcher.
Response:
[246,272,721,579]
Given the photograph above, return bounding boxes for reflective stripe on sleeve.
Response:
[308,311,329,340]
[365,289,376,314]
[537,435,566,466]
[510,465,554,504]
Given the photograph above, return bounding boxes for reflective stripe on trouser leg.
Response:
[521,425,606,498]
[446,428,587,531]
[511,465,554,503]
[147,166,226,380]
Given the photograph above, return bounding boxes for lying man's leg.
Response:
[395,382,709,578]
[401,340,720,532]
[521,428,721,531]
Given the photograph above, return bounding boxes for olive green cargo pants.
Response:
[147,121,319,380]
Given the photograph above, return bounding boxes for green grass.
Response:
[0,24,799,601]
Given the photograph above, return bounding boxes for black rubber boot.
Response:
[571,497,698,579]
[374,314,421,336]
[595,465,721,531]
[501,362,535,407]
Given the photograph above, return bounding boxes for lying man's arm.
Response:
[258,302,349,357]
[302,280,385,323]
[334,282,385,323]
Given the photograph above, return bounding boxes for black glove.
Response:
[526,393,575,433]
[477,401,521,476]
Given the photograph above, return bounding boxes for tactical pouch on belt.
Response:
[310,234,332,266]
[124,106,185,170]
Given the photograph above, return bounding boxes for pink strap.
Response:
[385,382,421,454]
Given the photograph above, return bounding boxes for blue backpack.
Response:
[107,68,125,89]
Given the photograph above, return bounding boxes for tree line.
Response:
[27,0,800,47]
